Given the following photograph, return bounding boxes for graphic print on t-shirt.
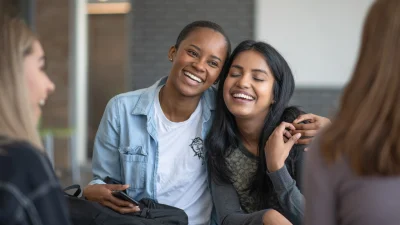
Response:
[154,85,212,225]
[189,137,204,161]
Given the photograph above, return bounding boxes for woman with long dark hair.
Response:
[206,40,330,225]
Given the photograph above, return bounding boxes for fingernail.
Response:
[304,148,309,151]
[129,204,134,207]
[295,133,301,138]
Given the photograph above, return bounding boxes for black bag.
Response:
[64,185,188,225]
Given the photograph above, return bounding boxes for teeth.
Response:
[233,93,254,100]
[39,99,46,107]
[184,71,202,83]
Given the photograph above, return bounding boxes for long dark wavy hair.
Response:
[205,40,305,210]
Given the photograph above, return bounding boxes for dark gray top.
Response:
[225,146,281,213]
[0,138,71,225]
[304,136,400,225]
[211,147,305,225]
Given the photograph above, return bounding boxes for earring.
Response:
[169,58,173,62]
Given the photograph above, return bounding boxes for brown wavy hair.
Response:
[321,0,400,176]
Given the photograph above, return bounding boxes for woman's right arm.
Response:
[211,179,291,225]
[83,97,139,214]
[90,97,121,185]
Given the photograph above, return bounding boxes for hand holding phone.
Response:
[111,190,140,206]
[83,184,140,214]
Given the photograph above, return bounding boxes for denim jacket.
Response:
[89,76,217,222]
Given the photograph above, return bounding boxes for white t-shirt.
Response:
[154,86,212,225]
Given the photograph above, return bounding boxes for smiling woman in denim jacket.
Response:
[83,21,328,225]
[84,21,231,225]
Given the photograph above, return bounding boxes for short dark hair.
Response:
[175,20,231,61]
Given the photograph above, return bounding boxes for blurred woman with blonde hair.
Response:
[0,17,70,225]
[304,0,400,224]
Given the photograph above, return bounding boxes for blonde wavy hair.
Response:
[321,0,400,176]
[0,17,43,149]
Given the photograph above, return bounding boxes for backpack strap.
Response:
[63,184,82,197]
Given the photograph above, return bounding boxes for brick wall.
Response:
[36,0,70,129]
[0,0,20,19]
[35,2,129,163]
[35,0,71,168]
[130,0,254,90]
[87,14,128,157]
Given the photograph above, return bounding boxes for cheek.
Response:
[222,79,233,101]
[25,70,40,103]
[209,68,222,81]
[256,83,275,105]
[170,53,190,75]
[174,51,190,65]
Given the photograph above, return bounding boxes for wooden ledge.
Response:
[87,2,131,15]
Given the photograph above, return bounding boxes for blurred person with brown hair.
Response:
[0,17,71,225]
[304,0,400,224]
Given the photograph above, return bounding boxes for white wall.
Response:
[255,0,374,87]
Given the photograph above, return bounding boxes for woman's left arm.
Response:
[265,122,305,225]
[267,162,305,225]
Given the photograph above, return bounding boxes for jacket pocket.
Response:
[119,146,147,189]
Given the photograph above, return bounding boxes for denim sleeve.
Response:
[89,97,121,185]
[211,179,268,225]
[267,164,305,225]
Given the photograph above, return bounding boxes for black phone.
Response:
[111,190,140,206]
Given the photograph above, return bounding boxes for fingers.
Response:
[107,194,137,208]
[275,122,296,135]
[286,133,302,146]
[283,129,292,139]
[84,184,140,214]
[293,113,316,124]
[102,200,140,214]
[296,138,313,145]
[293,122,319,131]
[283,136,289,142]
[105,184,129,191]
[290,129,318,138]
